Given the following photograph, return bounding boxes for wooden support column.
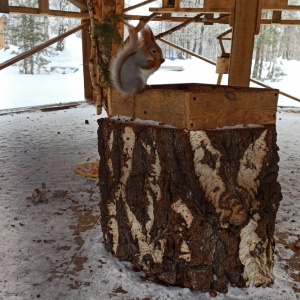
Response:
[228,0,259,87]
[38,0,49,14]
[0,0,9,13]
[81,20,92,100]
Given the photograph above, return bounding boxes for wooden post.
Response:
[87,0,124,114]
[81,20,93,100]
[228,0,259,87]
[0,0,9,13]
[38,0,49,14]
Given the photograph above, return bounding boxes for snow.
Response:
[0,103,299,300]
[1,34,300,110]
[0,35,85,110]
[0,33,300,300]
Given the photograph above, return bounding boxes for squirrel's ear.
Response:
[142,26,156,46]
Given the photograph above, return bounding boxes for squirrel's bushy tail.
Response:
[110,25,141,95]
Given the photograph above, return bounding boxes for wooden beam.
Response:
[228,0,259,87]
[265,5,300,10]
[260,19,300,25]
[149,7,231,13]
[38,0,49,14]
[156,14,204,39]
[8,6,89,19]
[123,0,156,13]
[0,0,9,13]
[250,79,300,103]
[125,14,230,24]
[158,38,216,66]
[67,0,88,12]
[262,0,300,10]
[0,22,89,71]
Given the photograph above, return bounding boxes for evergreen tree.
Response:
[9,0,53,74]
[49,0,81,50]
[50,0,70,51]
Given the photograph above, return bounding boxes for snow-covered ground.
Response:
[0,34,300,110]
[0,103,299,300]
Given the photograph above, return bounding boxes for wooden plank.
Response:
[108,88,187,128]
[38,0,49,14]
[0,22,89,71]
[108,84,278,130]
[228,0,259,87]
[67,0,88,12]
[8,6,89,19]
[0,0,9,13]
[186,89,278,130]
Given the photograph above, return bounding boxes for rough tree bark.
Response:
[98,118,282,293]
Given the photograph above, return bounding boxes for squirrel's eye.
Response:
[152,49,156,54]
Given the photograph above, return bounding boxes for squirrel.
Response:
[110,23,165,97]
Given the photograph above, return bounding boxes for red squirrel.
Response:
[110,23,165,97]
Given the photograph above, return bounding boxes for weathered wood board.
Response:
[98,118,282,293]
[107,84,278,130]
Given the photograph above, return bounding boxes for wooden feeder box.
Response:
[99,83,282,293]
[107,83,278,130]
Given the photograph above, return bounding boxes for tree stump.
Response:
[98,118,282,293]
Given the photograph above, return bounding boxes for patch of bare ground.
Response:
[276,232,300,293]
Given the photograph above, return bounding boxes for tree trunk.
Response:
[258,45,264,80]
[98,118,282,293]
